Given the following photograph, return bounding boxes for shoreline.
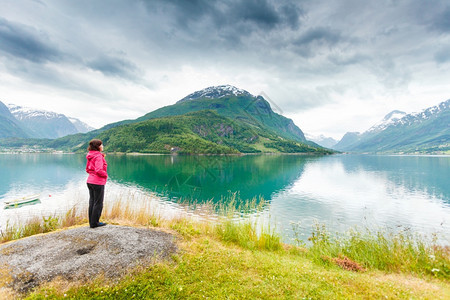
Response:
[1,150,449,157]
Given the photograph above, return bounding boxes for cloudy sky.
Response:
[1,0,449,139]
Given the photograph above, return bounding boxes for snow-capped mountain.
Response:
[396,100,449,126]
[6,104,95,139]
[305,133,338,148]
[177,85,252,103]
[366,110,406,133]
[8,104,66,121]
[134,84,306,142]
[335,99,450,153]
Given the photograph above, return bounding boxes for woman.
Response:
[86,139,108,228]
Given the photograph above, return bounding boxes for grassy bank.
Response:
[1,199,449,299]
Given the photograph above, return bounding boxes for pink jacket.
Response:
[86,151,108,185]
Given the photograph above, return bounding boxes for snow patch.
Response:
[177,85,252,103]
[367,110,406,133]
[7,104,64,120]
[366,99,449,133]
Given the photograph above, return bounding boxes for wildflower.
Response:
[429,254,435,260]
[431,268,440,273]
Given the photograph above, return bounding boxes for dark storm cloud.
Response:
[144,0,304,44]
[157,0,301,28]
[2,0,450,123]
[233,0,281,28]
[87,55,141,80]
[0,17,61,63]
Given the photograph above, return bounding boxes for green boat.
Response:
[3,194,41,209]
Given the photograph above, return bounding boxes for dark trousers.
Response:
[87,183,105,228]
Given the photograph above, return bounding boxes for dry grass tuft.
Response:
[322,255,366,272]
[61,206,87,228]
[103,198,165,229]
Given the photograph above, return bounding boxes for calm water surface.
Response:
[1,153,449,243]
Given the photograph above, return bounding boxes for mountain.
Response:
[334,132,360,150]
[177,85,253,103]
[365,110,407,134]
[0,101,30,138]
[7,104,94,139]
[305,133,338,148]
[94,110,328,154]
[106,85,306,143]
[68,117,95,133]
[0,86,331,154]
[335,100,450,153]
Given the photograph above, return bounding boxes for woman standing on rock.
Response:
[86,139,108,228]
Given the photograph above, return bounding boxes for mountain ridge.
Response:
[0,86,330,154]
[0,101,30,138]
[134,85,307,143]
[4,103,95,139]
[305,133,338,149]
[334,99,449,153]
[94,110,328,154]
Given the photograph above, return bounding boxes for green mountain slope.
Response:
[0,86,332,154]
[103,85,306,143]
[90,110,330,154]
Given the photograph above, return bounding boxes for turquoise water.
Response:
[1,153,449,243]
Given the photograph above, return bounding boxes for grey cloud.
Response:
[3,58,107,99]
[280,3,303,30]
[409,1,450,34]
[233,0,281,29]
[296,27,341,46]
[158,0,302,28]
[0,18,61,63]
[434,45,450,64]
[293,27,343,57]
[1,0,447,115]
[87,55,141,80]
[0,17,141,83]
[328,53,371,66]
[276,84,347,113]
[144,0,304,45]
[430,6,450,33]
[369,56,412,90]
[157,0,214,21]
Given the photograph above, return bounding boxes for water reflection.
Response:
[0,153,85,198]
[268,155,450,243]
[0,154,449,244]
[107,154,312,203]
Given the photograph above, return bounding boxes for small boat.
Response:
[3,194,41,209]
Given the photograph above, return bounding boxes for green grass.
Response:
[215,219,281,251]
[306,223,449,279]
[1,199,449,299]
[23,236,450,300]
